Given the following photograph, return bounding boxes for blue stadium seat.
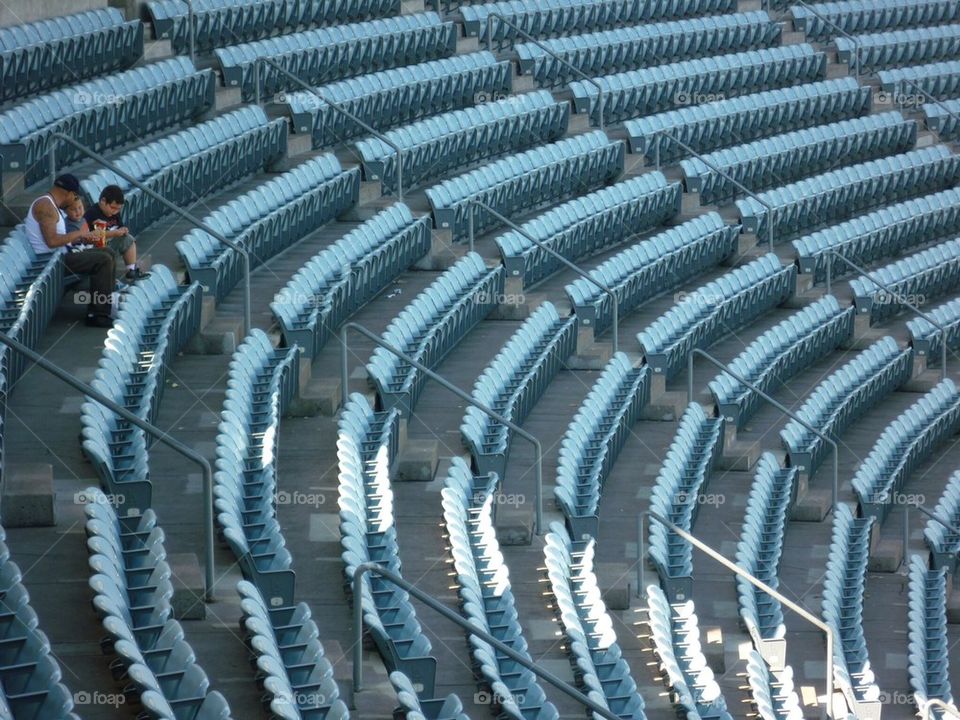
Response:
[555,352,649,539]
[648,402,723,600]
[852,378,960,522]
[543,524,647,719]
[272,203,430,359]
[82,106,286,236]
[389,672,468,720]
[637,253,796,380]
[837,24,960,71]
[461,302,576,478]
[681,111,916,204]
[791,0,960,40]
[709,296,853,429]
[627,77,869,165]
[215,12,456,101]
[0,8,143,103]
[366,252,503,415]
[565,212,737,335]
[879,60,960,99]
[497,172,680,288]
[0,57,215,187]
[737,145,960,239]
[427,130,624,241]
[516,11,779,87]
[907,555,954,719]
[570,44,825,125]
[356,90,570,194]
[909,298,960,366]
[177,154,359,303]
[925,471,960,572]
[282,52,512,148]
[744,650,803,720]
[924,99,960,140]
[781,337,911,477]
[794,187,960,281]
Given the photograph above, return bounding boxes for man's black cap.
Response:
[53,174,81,194]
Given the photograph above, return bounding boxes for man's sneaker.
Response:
[85,313,113,329]
[124,267,150,283]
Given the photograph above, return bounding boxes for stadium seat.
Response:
[925,471,960,572]
[837,24,960,71]
[791,0,960,40]
[389,671,468,720]
[924,99,960,140]
[907,555,955,719]
[909,298,960,366]
[744,650,803,720]
[879,60,960,99]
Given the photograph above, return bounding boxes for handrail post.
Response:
[687,348,838,514]
[351,563,621,719]
[792,0,860,82]
[0,331,216,601]
[468,199,619,354]
[826,249,948,380]
[340,322,544,533]
[186,0,196,67]
[639,509,835,720]
[483,12,605,131]
[48,132,252,337]
[257,56,404,201]
[658,131,775,252]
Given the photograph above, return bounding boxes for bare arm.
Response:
[34,200,91,249]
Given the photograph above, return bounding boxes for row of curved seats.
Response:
[555,352,649,539]
[442,458,559,720]
[337,394,437,697]
[681,111,916,204]
[214,329,300,607]
[79,267,203,515]
[496,172,680,289]
[638,253,796,380]
[791,0,960,41]
[0,226,65,387]
[272,203,431,358]
[284,51,512,148]
[389,672,468,720]
[781,337,911,478]
[851,239,960,323]
[461,301,575,478]
[737,144,960,240]
[0,7,142,103]
[709,296,853,429]
[924,99,960,140]
[82,106,287,237]
[837,24,960,71]
[83,487,233,719]
[216,12,456,101]
[147,0,399,53]
[0,56,215,187]
[649,402,723,601]
[516,11,779,87]
[910,298,960,366]
[237,580,349,720]
[627,76,870,165]
[366,252,503,416]
[823,504,879,719]
[736,454,797,673]
[462,0,737,46]
[907,555,955,719]
[566,213,738,336]
[926,471,960,571]
[852,378,960,522]
[794,187,960,281]
[744,650,803,720]
[642,584,732,720]
[543,524,647,719]
[356,90,570,194]
[177,154,360,303]
[879,59,960,98]
[427,130,624,241]
[570,44,825,125]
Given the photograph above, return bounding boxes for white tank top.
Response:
[25,194,65,255]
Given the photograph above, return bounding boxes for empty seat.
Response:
[925,471,960,572]
[879,60,960,99]
[389,671,468,720]
[907,555,955,719]
[744,650,804,720]
[909,297,960,368]
[924,98,960,140]
[791,0,960,41]
[837,24,960,71]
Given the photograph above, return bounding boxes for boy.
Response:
[64,196,88,235]
[84,185,150,283]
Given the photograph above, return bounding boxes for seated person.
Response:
[64,197,88,235]
[26,174,116,328]
[84,185,150,283]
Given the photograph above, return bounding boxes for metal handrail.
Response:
[898,76,960,132]
[0,331,216,601]
[48,132,252,337]
[638,508,836,720]
[688,348,839,513]
[825,250,948,380]
[922,698,960,720]
[351,562,621,719]
[466,199,619,354]
[340,322,546,534]
[482,12,606,131]
[656,130,775,252]
[792,0,861,82]
[253,56,405,201]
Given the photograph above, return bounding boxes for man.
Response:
[84,185,149,283]
[25,174,116,328]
